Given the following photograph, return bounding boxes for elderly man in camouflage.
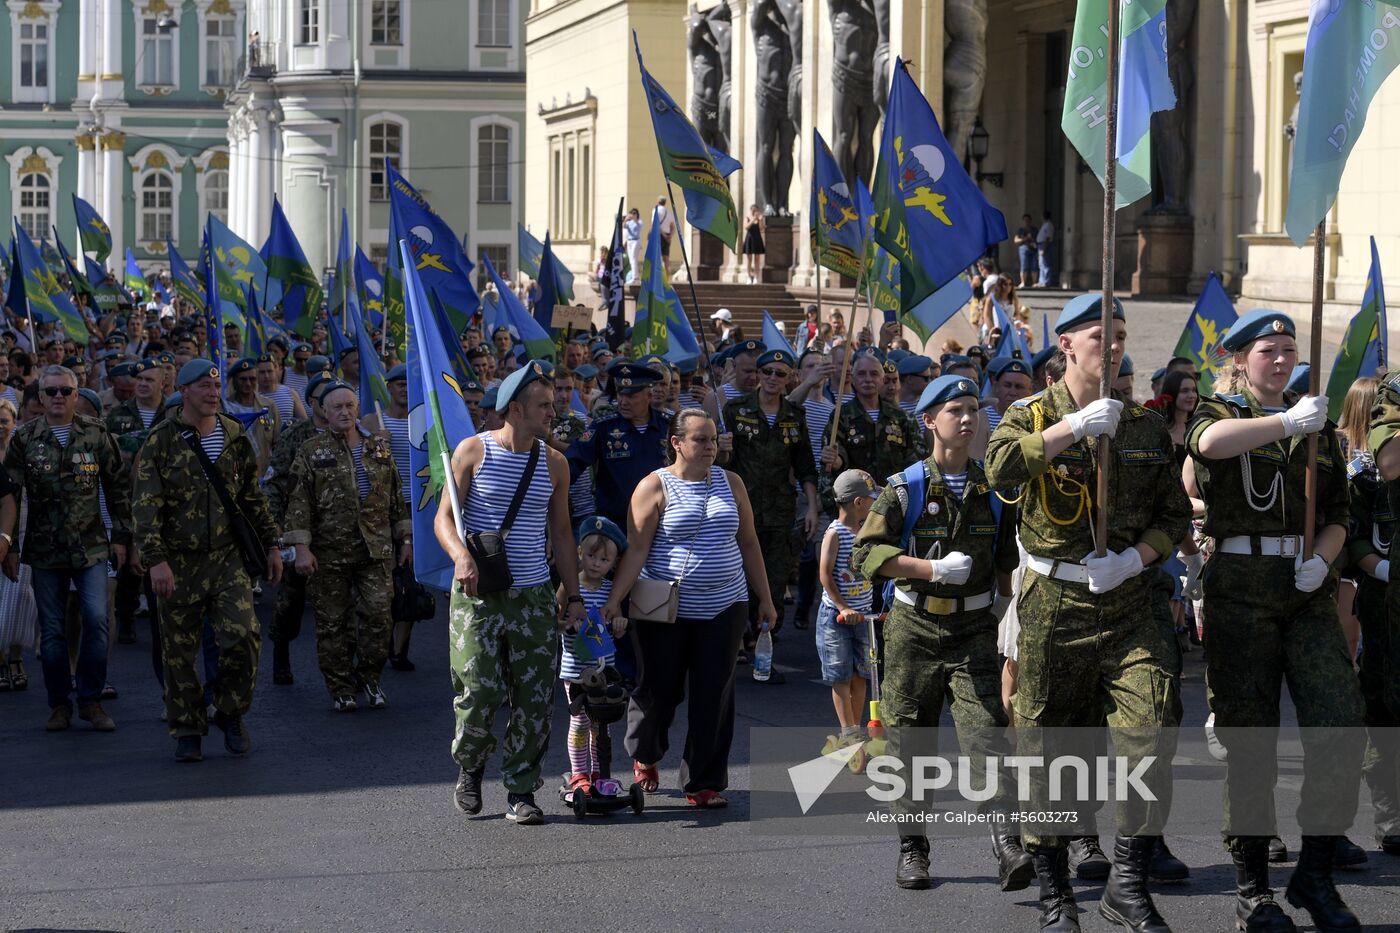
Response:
[985,296,1190,933]
[819,351,928,510]
[284,382,411,712]
[7,364,130,733]
[132,359,284,762]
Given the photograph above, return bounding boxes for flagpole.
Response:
[826,268,865,461]
[1303,218,1325,559]
[663,180,713,368]
[1092,0,1122,559]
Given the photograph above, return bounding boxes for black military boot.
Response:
[991,825,1034,891]
[453,765,485,815]
[1067,835,1111,881]
[1148,836,1190,882]
[1378,832,1400,856]
[1268,837,1289,863]
[895,834,932,890]
[1284,836,1361,931]
[1332,835,1368,869]
[1232,837,1297,932]
[1032,847,1080,931]
[1098,835,1171,932]
[174,735,202,763]
[272,639,293,685]
[213,710,252,755]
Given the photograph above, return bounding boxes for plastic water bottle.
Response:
[752,624,773,682]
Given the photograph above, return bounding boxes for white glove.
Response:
[1063,397,1124,441]
[992,593,1013,622]
[1083,547,1145,594]
[1180,551,1205,601]
[1371,559,1391,582]
[1293,553,1330,593]
[1278,394,1329,437]
[928,551,973,586]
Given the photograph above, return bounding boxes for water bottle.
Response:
[752,624,773,682]
[279,546,296,563]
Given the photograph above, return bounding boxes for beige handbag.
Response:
[629,474,711,624]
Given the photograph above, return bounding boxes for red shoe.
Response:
[633,761,660,793]
[685,789,728,808]
[566,772,592,796]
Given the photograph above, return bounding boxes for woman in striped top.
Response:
[603,409,776,808]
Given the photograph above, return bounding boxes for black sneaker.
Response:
[213,710,252,755]
[175,735,203,763]
[505,792,545,825]
[454,766,485,815]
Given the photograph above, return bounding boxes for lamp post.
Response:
[969,118,1003,189]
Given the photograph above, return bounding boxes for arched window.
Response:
[205,170,229,226]
[478,124,509,204]
[140,173,175,242]
[368,120,403,201]
[18,172,51,241]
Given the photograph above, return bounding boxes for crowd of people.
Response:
[3,260,1398,932]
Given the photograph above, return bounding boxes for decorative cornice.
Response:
[101,131,127,150]
[75,134,97,151]
[17,151,50,175]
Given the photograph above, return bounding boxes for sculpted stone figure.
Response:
[688,4,722,150]
[829,0,879,185]
[753,0,797,214]
[707,3,734,154]
[943,0,989,160]
[1150,0,1197,213]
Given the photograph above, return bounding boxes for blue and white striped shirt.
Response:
[804,397,835,466]
[462,434,553,588]
[50,423,72,447]
[284,371,308,400]
[200,422,225,462]
[269,384,296,423]
[381,414,412,507]
[350,444,371,500]
[820,519,874,612]
[560,579,613,680]
[942,471,968,500]
[641,466,746,618]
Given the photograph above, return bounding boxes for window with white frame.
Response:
[298,0,320,44]
[477,0,509,48]
[477,124,510,204]
[371,0,401,45]
[477,245,509,291]
[19,21,48,90]
[18,173,51,241]
[369,121,402,202]
[140,173,175,242]
[141,17,176,86]
[205,170,229,227]
[204,15,237,87]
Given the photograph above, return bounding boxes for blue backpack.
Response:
[883,461,1003,605]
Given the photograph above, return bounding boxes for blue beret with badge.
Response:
[896,354,933,377]
[1118,353,1135,377]
[386,363,407,382]
[131,358,159,376]
[109,361,136,379]
[305,371,334,402]
[305,355,332,375]
[228,357,257,377]
[729,339,766,358]
[1055,293,1126,334]
[987,356,1031,379]
[756,348,795,370]
[574,362,599,380]
[176,358,220,387]
[915,374,981,414]
[319,381,357,404]
[1031,345,1058,371]
[157,351,175,366]
[337,345,359,360]
[608,362,662,395]
[1220,308,1295,352]
[674,355,698,375]
[1151,366,1168,384]
[481,386,498,410]
[590,343,613,361]
[496,359,552,411]
[887,348,911,364]
[1286,362,1311,396]
[77,388,103,415]
[575,515,628,552]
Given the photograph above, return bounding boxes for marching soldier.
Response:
[284,382,411,711]
[131,360,283,762]
[819,350,928,509]
[107,358,166,643]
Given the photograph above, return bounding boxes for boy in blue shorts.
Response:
[817,469,879,756]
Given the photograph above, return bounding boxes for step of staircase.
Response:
[672,282,806,343]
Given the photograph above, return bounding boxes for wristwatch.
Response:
[0,531,12,545]
[566,595,584,605]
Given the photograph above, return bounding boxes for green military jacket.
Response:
[283,427,410,565]
[551,410,588,448]
[984,381,1189,561]
[853,457,1018,599]
[264,417,322,523]
[105,398,162,456]
[819,397,929,508]
[723,391,818,527]
[1186,388,1348,540]
[6,414,130,570]
[131,413,280,570]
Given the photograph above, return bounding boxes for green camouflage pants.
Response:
[1357,577,1400,835]
[268,565,308,643]
[1014,569,1180,849]
[1203,553,1364,848]
[883,598,1013,827]
[753,523,796,631]
[309,558,393,697]
[449,583,560,793]
[159,549,259,738]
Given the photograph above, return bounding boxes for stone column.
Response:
[99,0,123,102]
[75,134,96,227]
[247,109,266,243]
[100,130,126,267]
[78,0,95,87]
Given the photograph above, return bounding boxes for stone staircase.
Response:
[668,282,806,345]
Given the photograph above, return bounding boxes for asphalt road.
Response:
[4,585,1400,932]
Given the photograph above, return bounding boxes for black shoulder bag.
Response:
[464,439,541,595]
[180,428,270,580]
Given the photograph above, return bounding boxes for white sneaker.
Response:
[1205,712,1227,761]
[362,682,387,709]
[334,695,358,713]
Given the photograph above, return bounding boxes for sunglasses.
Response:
[760,368,791,378]
[43,386,75,397]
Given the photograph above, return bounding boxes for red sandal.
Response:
[685,789,728,808]
[633,761,660,793]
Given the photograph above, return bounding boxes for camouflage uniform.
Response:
[852,458,1019,821]
[1362,383,1400,838]
[283,427,410,698]
[819,398,928,511]
[724,392,818,630]
[985,382,1189,847]
[264,417,322,644]
[1187,388,1363,847]
[105,399,160,633]
[131,414,279,738]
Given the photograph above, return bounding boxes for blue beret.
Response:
[176,359,220,387]
[711,346,734,367]
[854,346,887,364]
[156,351,175,366]
[109,362,135,379]
[337,345,359,360]
[590,344,613,361]
[1055,294,1126,334]
[163,392,183,412]
[1150,367,1168,383]
[966,345,989,360]
[293,343,312,354]
[798,345,826,364]
[1031,346,1058,371]
[636,354,668,373]
[466,345,492,360]
[609,362,661,394]
[730,339,766,358]
[1220,308,1295,352]
[756,349,795,369]
[896,354,934,377]
[987,357,1032,379]
[305,371,334,402]
[77,388,102,415]
[915,374,981,414]
[480,386,498,410]
[62,355,83,368]
[941,353,972,370]
[96,349,118,363]
[574,363,599,380]
[674,355,698,375]
[305,355,332,375]
[319,381,357,403]
[575,515,628,552]
[131,359,159,376]
[496,359,552,411]
[1118,354,1134,377]
[268,335,290,351]
[228,357,257,377]
[1287,362,1312,396]
[461,379,484,395]
[887,348,912,364]
[571,332,593,345]
[492,325,511,337]
[386,363,407,382]
[106,331,128,344]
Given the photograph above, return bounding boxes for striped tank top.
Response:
[284,371,308,400]
[640,466,746,618]
[803,397,834,466]
[381,414,412,507]
[820,519,873,612]
[350,445,371,500]
[559,579,613,680]
[462,433,553,587]
[269,384,296,423]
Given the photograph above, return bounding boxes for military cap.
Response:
[832,469,881,503]
[386,363,408,382]
[305,371,334,402]
[575,515,628,552]
[729,339,766,358]
[496,359,552,411]
[1286,362,1312,396]
[62,355,83,368]
[608,362,661,395]
[896,354,934,377]
[176,358,220,387]
[915,374,981,414]
[481,386,499,410]
[228,357,257,378]
[1220,308,1295,352]
[108,361,136,379]
[459,378,485,395]
[756,349,795,370]
[337,345,359,360]
[1054,294,1126,334]
[574,363,600,381]
[77,388,103,415]
[305,355,333,375]
[987,357,1031,380]
[1118,353,1135,377]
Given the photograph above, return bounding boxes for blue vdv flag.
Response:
[990,299,1031,362]
[481,253,555,361]
[1042,312,1051,351]
[1170,271,1238,397]
[571,607,617,664]
[243,284,266,359]
[534,231,566,332]
[762,310,796,356]
[1325,236,1388,419]
[570,388,588,418]
[810,129,865,280]
[355,246,386,329]
[872,59,1007,311]
[202,229,223,380]
[904,277,973,343]
[518,224,544,280]
[386,161,481,333]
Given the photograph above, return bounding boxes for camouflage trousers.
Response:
[268,565,309,643]
[159,549,260,738]
[751,522,797,633]
[1014,568,1180,849]
[883,598,1014,827]
[449,583,560,793]
[1203,553,1365,848]
[1357,577,1400,835]
[309,558,393,698]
